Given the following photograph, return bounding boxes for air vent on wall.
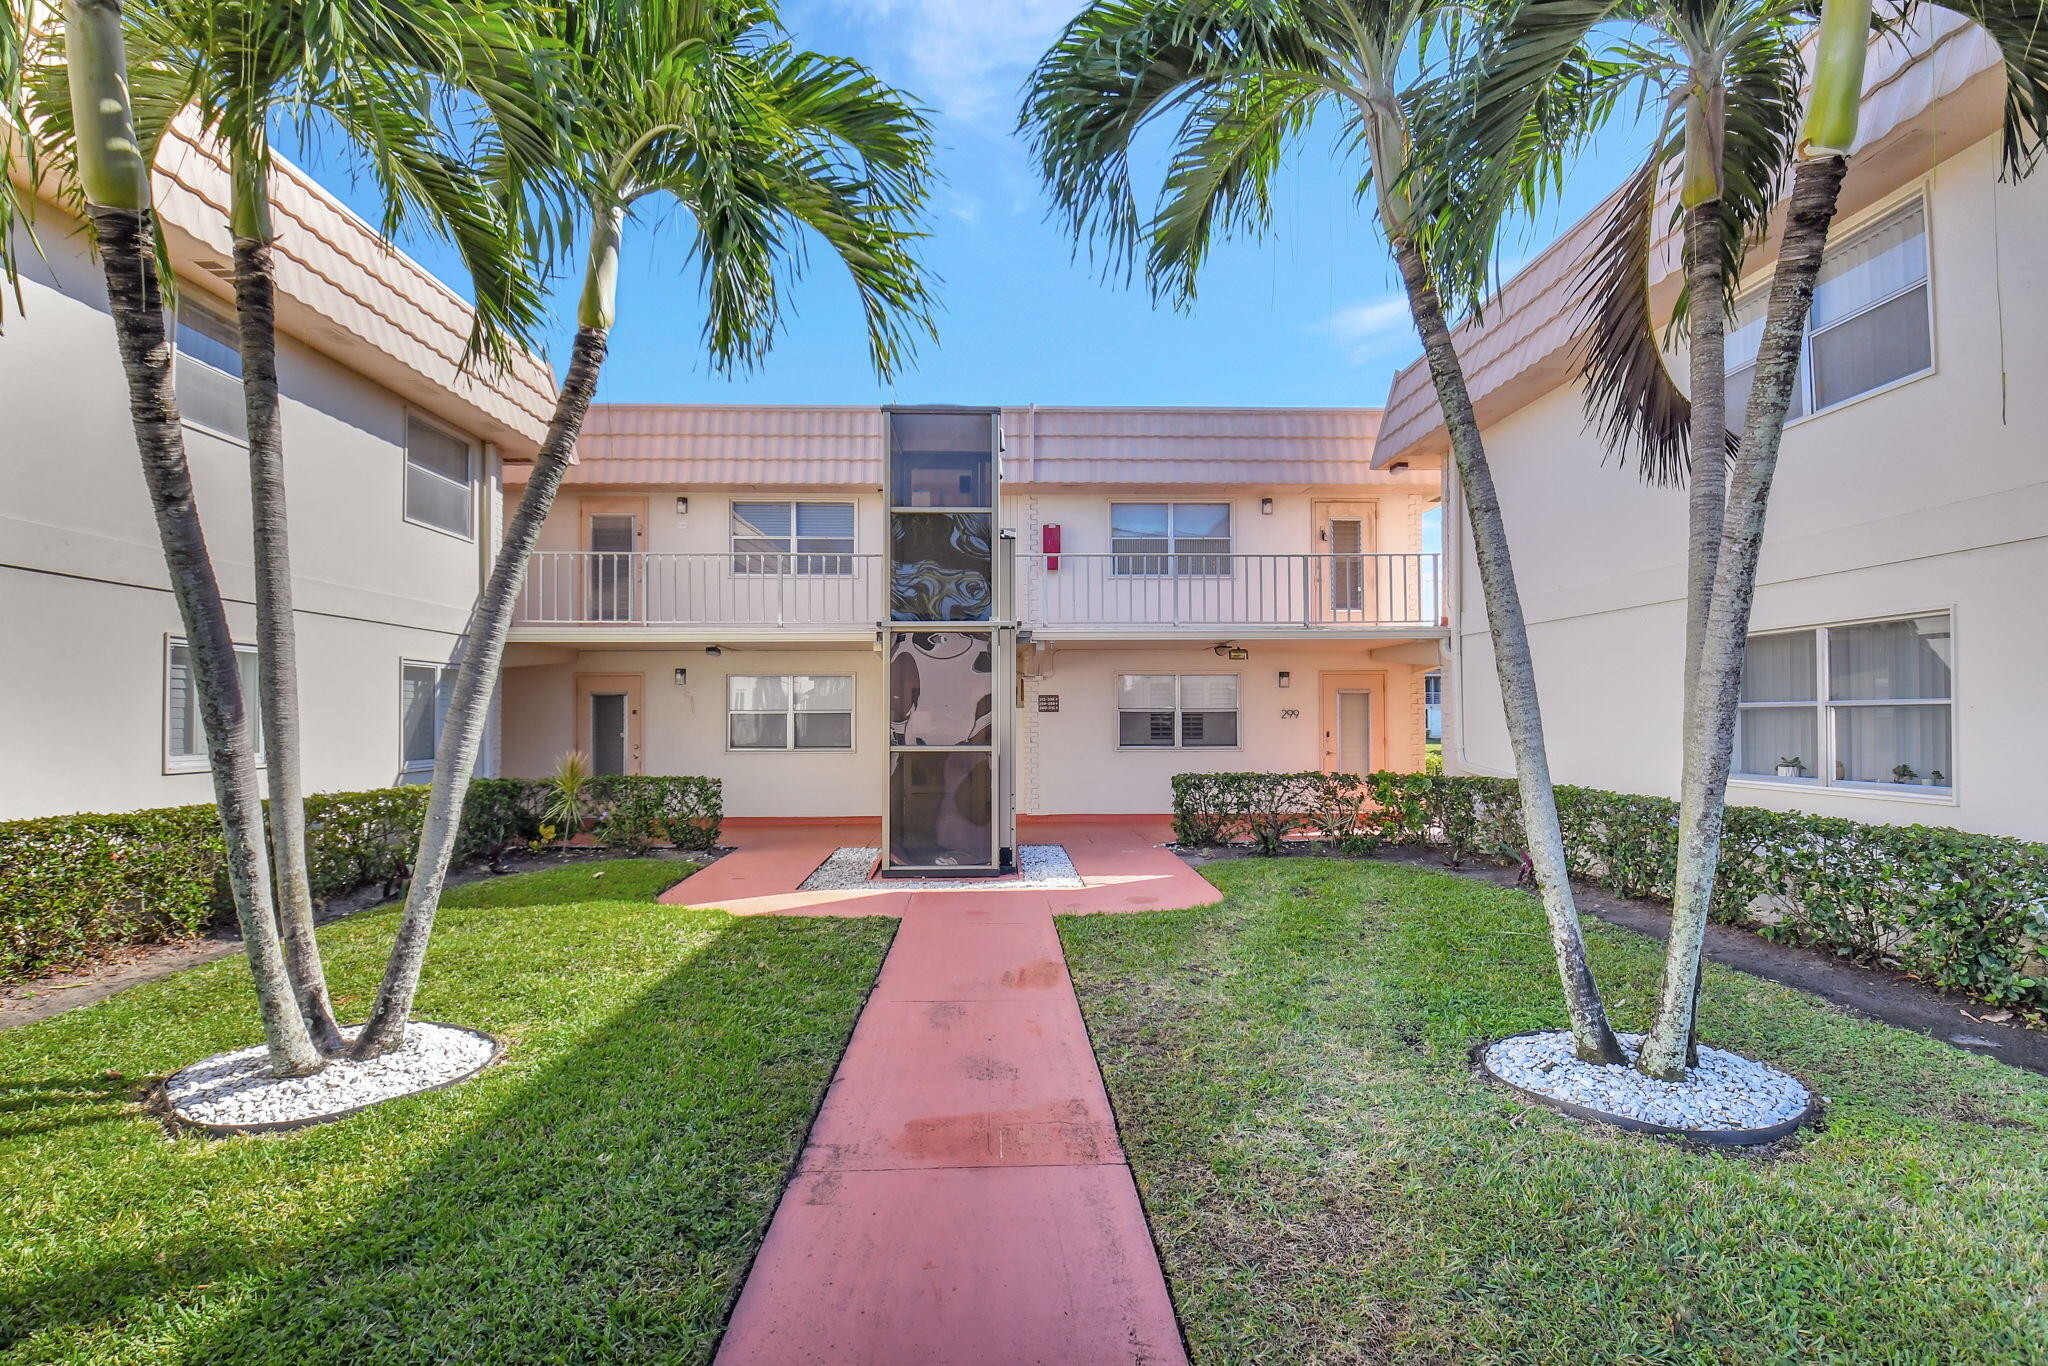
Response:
[193,258,235,280]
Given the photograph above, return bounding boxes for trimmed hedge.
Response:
[0,775,721,982]
[1171,770,2048,1011]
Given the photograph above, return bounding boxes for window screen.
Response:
[727,674,855,750]
[405,415,475,537]
[1117,674,1239,748]
[167,639,263,770]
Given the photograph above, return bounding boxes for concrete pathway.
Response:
[663,819,1217,1365]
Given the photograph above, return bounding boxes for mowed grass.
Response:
[1059,858,2048,1366]
[1,859,894,1364]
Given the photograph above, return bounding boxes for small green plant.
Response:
[1776,756,1804,776]
[544,752,597,835]
[527,823,560,855]
[1932,770,1947,785]
[1892,763,1918,784]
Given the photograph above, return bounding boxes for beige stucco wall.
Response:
[0,227,494,820]
[1444,134,2048,841]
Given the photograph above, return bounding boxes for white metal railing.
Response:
[1019,552,1441,630]
[517,551,884,628]
[513,549,1443,632]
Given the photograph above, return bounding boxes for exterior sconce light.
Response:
[1387,462,1409,474]
[673,668,688,686]
[1277,671,1291,688]
[675,496,690,514]
[704,644,723,657]
[1259,497,1274,515]
[1225,647,1250,661]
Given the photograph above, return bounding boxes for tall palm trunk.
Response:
[65,0,320,1075]
[1393,234,1627,1065]
[1637,156,1847,1077]
[232,154,345,1054]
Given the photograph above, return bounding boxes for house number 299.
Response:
[1280,708,1300,719]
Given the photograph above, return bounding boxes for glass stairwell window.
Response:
[731,501,855,575]
[1725,200,1931,431]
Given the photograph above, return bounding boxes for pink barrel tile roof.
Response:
[137,115,555,451]
[1374,12,2004,467]
[531,403,1396,489]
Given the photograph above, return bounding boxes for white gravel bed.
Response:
[163,1022,498,1131]
[1483,1031,1811,1133]
[798,845,1084,891]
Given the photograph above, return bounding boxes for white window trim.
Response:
[172,291,250,447]
[401,659,457,776]
[163,634,264,775]
[402,410,479,542]
[728,498,860,576]
[1732,608,1957,804]
[1115,671,1243,751]
[724,673,858,753]
[1729,188,1937,432]
[1108,500,1236,579]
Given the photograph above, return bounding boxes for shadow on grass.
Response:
[1,912,882,1364]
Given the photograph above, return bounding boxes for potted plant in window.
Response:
[1775,756,1805,779]
[1891,763,1919,786]
[1930,770,1947,788]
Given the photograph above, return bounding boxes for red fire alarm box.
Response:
[1042,523,1061,571]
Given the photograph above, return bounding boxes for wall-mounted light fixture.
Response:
[1259,497,1274,515]
[1277,670,1291,688]
[1212,643,1251,661]
[1386,462,1409,474]
[703,644,723,657]
[675,495,690,515]
[673,668,689,686]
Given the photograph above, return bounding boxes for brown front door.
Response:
[1318,670,1387,775]
[576,672,644,775]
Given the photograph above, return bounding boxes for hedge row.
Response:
[0,775,721,982]
[1171,770,2048,1011]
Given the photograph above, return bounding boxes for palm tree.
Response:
[348,0,937,1059]
[53,0,322,1074]
[99,0,555,1056]
[1023,0,1628,1063]
[1454,0,2048,1077]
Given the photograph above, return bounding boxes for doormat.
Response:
[797,845,1084,892]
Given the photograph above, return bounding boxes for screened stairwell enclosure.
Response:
[883,408,1014,874]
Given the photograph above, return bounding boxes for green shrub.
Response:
[1171,769,2048,1011]
[0,775,718,982]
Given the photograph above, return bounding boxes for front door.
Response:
[1313,500,1377,621]
[576,673,644,775]
[1319,670,1386,776]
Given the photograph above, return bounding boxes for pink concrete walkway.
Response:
[662,819,1217,1365]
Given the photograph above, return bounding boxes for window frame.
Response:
[163,634,264,775]
[1108,501,1235,578]
[402,410,479,541]
[1733,608,1958,802]
[172,291,250,445]
[724,673,858,753]
[728,498,859,576]
[400,659,458,778]
[1115,672,1243,751]
[1725,191,1936,431]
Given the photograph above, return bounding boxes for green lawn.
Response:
[1060,858,2048,1366]
[1,860,894,1365]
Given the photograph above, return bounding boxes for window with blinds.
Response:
[1725,199,1932,431]
[1110,503,1232,576]
[173,295,249,441]
[1736,613,1953,791]
[730,501,856,575]
[404,414,476,538]
[1117,674,1239,748]
[727,674,856,750]
[401,661,457,777]
[166,637,263,773]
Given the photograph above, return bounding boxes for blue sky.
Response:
[303,1,1653,412]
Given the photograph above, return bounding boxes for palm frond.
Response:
[1918,0,2048,176]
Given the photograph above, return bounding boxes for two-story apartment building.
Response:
[1382,10,2048,842]
[0,119,550,820]
[496,405,1444,826]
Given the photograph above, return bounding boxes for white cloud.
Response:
[812,0,1075,125]
[1320,296,1412,364]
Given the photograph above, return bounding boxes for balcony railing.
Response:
[512,550,1442,632]
[1020,552,1440,631]
[517,551,884,628]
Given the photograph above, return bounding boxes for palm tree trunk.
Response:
[1637,154,1847,1078]
[67,0,320,1077]
[1667,196,1728,1070]
[233,154,345,1055]
[1393,234,1626,1065]
[350,323,611,1059]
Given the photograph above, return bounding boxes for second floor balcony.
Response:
[512,550,1443,639]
